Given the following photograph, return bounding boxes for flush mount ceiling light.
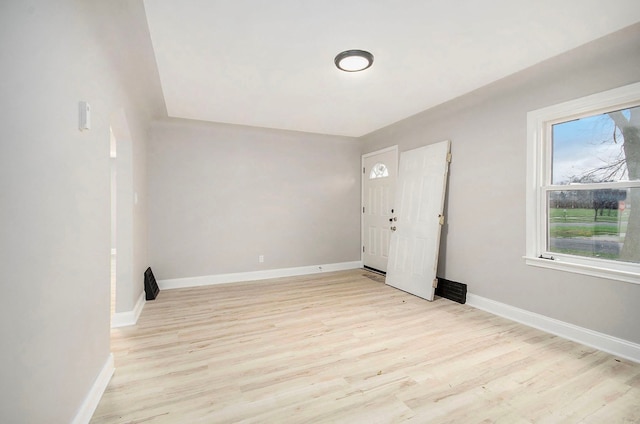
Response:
[334,49,374,72]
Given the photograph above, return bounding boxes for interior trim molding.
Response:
[158,261,364,290]
[111,291,145,328]
[466,293,640,364]
[71,353,114,424]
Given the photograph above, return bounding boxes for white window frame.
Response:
[525,82,640,285]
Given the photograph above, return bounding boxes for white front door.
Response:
[362,146,398,273]
[386,141,451,300]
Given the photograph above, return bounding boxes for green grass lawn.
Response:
[549,207,620,223]
[549,208,628,238]
[549,225,620,238]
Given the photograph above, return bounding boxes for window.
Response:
[369,163,389,179]
[526,82,640,284]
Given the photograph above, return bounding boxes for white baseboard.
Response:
[72,353,114,424]
[158,261,364,290]
[111,291,145,328]
[466,293,640,364]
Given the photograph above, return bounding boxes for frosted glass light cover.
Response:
[339,56,369,71]
[334,50,373,72]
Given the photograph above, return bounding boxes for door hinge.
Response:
[438,214,445,225]
[363,206,365,213]
[363,167,366,174]
[363,246,365,253]
[447,152,452,163]
[432,278,438,289]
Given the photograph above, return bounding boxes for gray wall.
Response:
[361,24,640,344]
[148,119,362,279]
[0,1,161,422]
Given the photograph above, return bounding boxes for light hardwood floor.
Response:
[91,270,640,423]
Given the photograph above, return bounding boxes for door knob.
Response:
[391,226,397,231]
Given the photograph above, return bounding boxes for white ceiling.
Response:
[143,0,640,137]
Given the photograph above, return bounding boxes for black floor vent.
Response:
[435,278,467,304]
[144,267,160,300]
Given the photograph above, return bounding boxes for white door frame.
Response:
[361,145,398,271]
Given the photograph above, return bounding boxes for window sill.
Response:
[523,256,640,285]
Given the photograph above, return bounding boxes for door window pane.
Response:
[369,163,389,179]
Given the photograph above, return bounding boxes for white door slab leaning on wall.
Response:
[362,146,398,273]
[386,140,451,301]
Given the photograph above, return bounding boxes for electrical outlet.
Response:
[259,255,264,263]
